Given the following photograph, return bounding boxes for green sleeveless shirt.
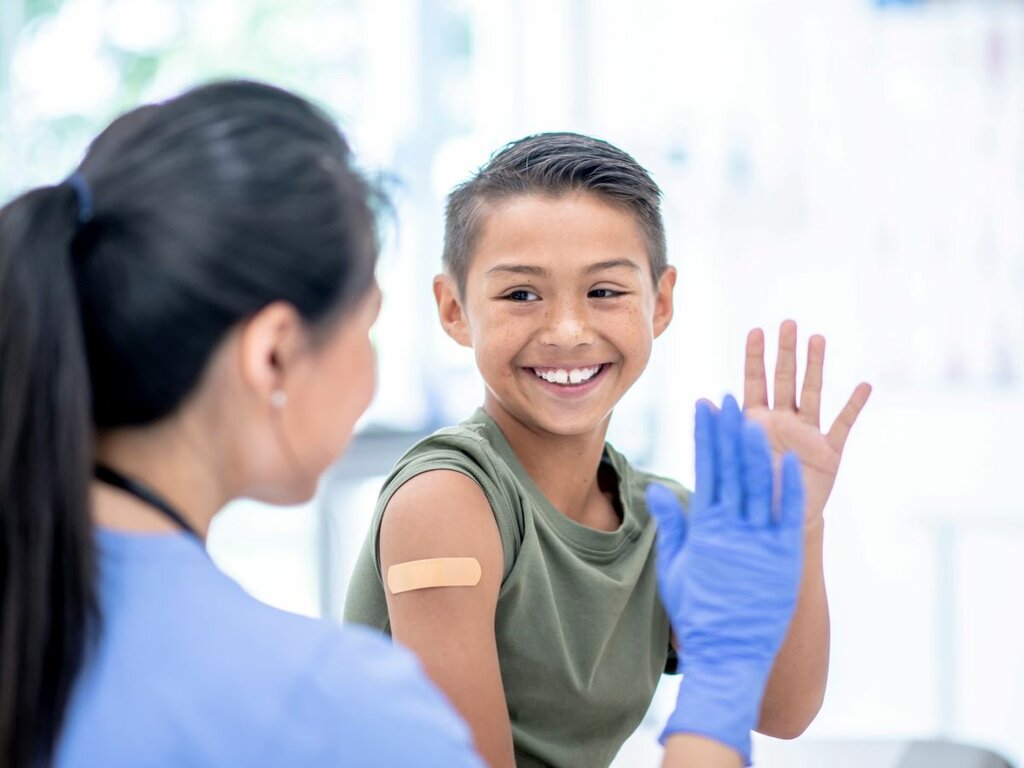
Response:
[343,409,690,768]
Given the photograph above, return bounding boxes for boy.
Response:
[344,133,870,768]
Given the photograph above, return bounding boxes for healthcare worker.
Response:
[0,79,804,768]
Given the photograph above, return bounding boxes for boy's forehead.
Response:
[466,192,654,280]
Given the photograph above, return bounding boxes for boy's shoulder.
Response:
[408,411,498,454]
[373,409,525,577]
[386,409,519,496]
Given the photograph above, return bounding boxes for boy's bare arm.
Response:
[380,470,515,768]
[756,521,828,737]
[742,321,871,737]
[662,734,744,768]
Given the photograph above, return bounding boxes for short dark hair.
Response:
[442,132,666,293]
[0,80,382,768]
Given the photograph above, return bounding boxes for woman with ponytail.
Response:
[0,80,482,768]
[0,80,805,768]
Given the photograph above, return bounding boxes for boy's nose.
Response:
[538,300,593,347]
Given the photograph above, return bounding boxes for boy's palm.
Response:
[742,321,872,526]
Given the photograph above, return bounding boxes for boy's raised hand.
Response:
[646,395,805,765]
[743,320,871,528]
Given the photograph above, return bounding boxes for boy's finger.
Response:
[825,382,872,453]
[692,400,718,509]
[719,394,743,513]
[741,421,774,528]
[779,451,806,532]
[799,334,825,428]
[743,328,769,409]
[773,320,798,411]
[646,483,688,562]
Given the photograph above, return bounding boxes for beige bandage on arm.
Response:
[386,557,482,595]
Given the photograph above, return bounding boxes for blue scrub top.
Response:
[56,529,483,768]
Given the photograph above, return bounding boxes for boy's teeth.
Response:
[533,365,601,385]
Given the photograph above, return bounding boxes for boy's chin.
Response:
[522,407,613,438]
[486,388,616,438]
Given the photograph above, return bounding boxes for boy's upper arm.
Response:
[379,469,513,768]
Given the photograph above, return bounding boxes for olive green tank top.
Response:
[343,409,690,768]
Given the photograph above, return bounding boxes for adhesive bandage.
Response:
[387,557,482,594]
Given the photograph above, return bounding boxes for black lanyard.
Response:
[94,465,202,540]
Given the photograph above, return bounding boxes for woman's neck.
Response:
[483,397,616,528]
[92,414,230,541]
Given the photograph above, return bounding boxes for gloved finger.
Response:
[778,451,806,534]
[741,420,773,528]
[778,452,806,600]
[692,399,718,510]
[718,394,743,514]
[646,483,689,564]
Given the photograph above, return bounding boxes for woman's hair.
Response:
[0,80,382,768]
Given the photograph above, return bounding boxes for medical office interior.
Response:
[2,0,1022,765]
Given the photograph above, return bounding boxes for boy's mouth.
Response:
[526,363,608,387]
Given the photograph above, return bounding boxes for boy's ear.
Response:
[652,266,677,339]
[433,274,472,348]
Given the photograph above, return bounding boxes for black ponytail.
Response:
[0,80,383,767]
[0,183,98,768]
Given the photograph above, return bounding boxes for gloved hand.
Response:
[646,394,805,765]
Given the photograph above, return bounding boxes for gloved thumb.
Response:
[646,483,689,564]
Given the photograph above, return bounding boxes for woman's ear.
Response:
[653,265,677,339]
[433,274,472,348]
[237,301,306,405]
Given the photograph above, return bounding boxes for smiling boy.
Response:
[344,133,870,768]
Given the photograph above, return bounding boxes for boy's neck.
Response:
[483,398,620,531]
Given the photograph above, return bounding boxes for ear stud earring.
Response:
[270,390,287,409]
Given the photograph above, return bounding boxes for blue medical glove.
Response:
[646,395,805,765]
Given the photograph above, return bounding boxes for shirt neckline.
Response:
[465,408,641,557]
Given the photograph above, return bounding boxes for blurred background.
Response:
[2,0,1022,764]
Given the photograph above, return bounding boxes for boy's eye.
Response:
[588,288,623,299]
[504,289,540,302]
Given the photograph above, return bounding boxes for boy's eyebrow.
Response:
[584,259,642,274]
[485,264,549,278]
[484,259,641,279]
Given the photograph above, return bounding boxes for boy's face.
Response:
[435,191,676,438]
